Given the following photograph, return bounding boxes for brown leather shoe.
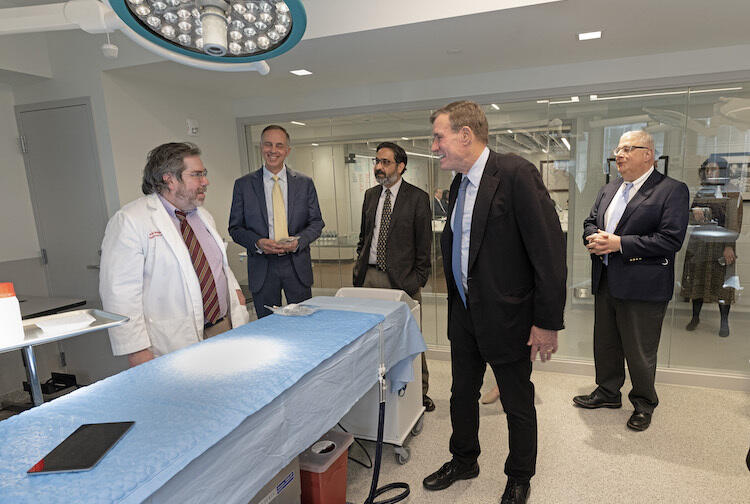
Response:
[423,460,479,491]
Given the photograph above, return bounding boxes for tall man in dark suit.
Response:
[422,101,566,504]
[352,141,434,411]
[229,125,324,318]
[574,131,689,432]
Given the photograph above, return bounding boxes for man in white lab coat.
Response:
[100,142,249,367]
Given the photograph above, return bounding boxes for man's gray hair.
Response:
[627,130,655,151]
[141,142,201,195]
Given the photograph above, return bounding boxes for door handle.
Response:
[86,264,100,270]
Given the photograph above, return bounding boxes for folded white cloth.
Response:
[34,312,95,335]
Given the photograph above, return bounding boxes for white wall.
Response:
[11,30,163,218]
[101,71,247,280]
[0,33,52,79]
[0,84,39,262]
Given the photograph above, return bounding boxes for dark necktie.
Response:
[452,177,469,306]
[175,210,221,324]
[376,188,392,271]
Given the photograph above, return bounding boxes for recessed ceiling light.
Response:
[401,137,410,140]
[507,129,513,133]
[578,31,602,41]
[290,121,306,126]
[549,96,581,104]
[290,69,313,76]
[311,143,319,146]
[491,104,500,110]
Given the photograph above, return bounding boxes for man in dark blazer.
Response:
[574,130,689,432]
[229,125,324,318]
[352,141,434,410]
[422,101,566,504]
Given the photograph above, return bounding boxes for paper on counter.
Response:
[34,312,96,335]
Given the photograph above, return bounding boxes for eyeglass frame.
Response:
[183,168,209,179]
[372,157,400,167]
[613,145,650,156]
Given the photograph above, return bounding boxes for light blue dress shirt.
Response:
[451,146,490,294]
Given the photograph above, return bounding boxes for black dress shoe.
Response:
[423,395,435,412]
[627,411,652,431]
[573,389,622,409]
[423,460,479,491]
[500,478,530,504]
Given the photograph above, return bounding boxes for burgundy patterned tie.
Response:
[175,210,221,325]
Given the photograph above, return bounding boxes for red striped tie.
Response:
[175,210,222,325]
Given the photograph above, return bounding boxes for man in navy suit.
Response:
[574,130,689,432]
[422,101,566,504]
[229,125,324,318]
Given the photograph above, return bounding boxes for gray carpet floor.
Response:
[345,359,750,503]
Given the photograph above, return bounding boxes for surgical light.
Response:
[109,0,306,67]
[0,0,307,73]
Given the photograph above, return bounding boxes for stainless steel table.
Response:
[0,309,128,406]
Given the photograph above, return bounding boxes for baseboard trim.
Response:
[424,347,750,391]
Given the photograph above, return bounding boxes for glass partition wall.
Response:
[244,82,750,378]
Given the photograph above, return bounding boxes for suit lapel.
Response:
[251,169,269,233]
[442,174,462,285]
[598,180,622,229]
[369,185,382,223]
[386,181,408,241]
[468,158,500,274]
[286,168,296,230]
[615,171,663,232]
[365,186,381,251]
[146,194,196,284]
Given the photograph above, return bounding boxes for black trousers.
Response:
[594,269,667,413]
[448,296,537,481]
[252,254,312,318]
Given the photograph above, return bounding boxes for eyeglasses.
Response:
[614,145,649,155]
[373,158,396,167]
[184,169,208,179]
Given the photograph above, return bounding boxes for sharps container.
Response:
[0,283,24,346]
[298,430,354,504]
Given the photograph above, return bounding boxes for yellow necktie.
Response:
[272,175,288,240]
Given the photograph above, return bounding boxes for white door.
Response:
[17,99,127,381]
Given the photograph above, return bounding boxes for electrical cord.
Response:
[338,422,373,469]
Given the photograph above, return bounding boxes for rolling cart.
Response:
[334,287,425,464]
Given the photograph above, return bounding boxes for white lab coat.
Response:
[100,193,250,357]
